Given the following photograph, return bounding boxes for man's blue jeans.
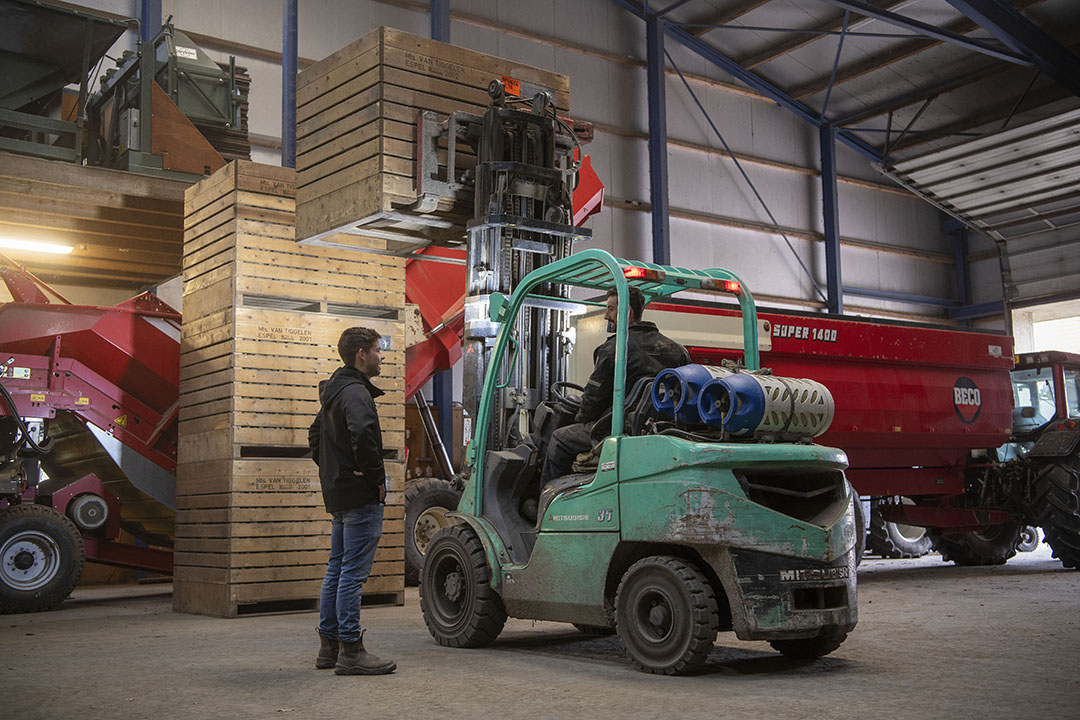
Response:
[318,503,384,643]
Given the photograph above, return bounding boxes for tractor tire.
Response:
[769,631,848,659]
[419,524,506,648]
[614,556,719,675]
[404,477,461,586]
[868,507,932,559]
[0,504,85,614]
[572,623,615,636]
[929,521,1022,566]
[1031,452,1080,569]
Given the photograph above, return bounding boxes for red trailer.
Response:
[1,258,176,613]
[647,300,1080,568]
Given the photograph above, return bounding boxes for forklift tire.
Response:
[614,556,718,675]
[769,631,848,659]
[1032,452,1080,569]
[419,524,506,648]
[0,504,85,614]
[404,477,461,586]
[867,506,932,559]
[929,521,1022,566]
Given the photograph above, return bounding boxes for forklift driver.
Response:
[539,285,689,489]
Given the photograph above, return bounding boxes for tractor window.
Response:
[1010,368,1056,425]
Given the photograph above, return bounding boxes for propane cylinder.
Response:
[697,373,835,439]
[651,364,732,423]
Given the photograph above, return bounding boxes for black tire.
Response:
[868,506,932,559]
[1032,452,1080,569]
[769,631,848,659]
[404,477,461,586]
[0,504,85,614]
[419,524,506,647]
[572,623,615,636]
[929,521,1022,566]
[614,556,718,675]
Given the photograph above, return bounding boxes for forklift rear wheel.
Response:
[404,477,461,586]
[0,504,85,614]
[1016,525,1041,552]
[419,524,506,648]
[614,556,718,675]
[929,521,1022,566]
[769,631,849,659]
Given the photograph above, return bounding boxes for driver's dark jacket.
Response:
[308,365,386,512]
[576,320,690,424]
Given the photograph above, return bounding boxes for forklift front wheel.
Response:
[614,556,719,675]
[419,524,507,648]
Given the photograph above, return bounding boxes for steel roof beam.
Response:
[815,0,1033,65]
[792,0,1043,100]
[685,0,772,38]
[836,62,998,124]
[741,0,910,70]
[944,0,1080,98]
[609,0,883,161]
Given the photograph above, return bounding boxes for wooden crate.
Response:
[174,161,406,617]
[294,26,570,251]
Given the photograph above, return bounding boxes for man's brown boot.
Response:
[334,631,396,675]
[316,632,338,669]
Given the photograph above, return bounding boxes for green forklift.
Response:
[419,249,858,674]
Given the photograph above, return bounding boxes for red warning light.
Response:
[723,280,741,293]
[623,266,647,279]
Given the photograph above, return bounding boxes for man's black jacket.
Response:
[577,320,691,424]
[308,365,386,512]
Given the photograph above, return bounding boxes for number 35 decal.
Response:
[596,509,613,522]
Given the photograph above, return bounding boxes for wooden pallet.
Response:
[174,160,406,617]
[294,26,570,251]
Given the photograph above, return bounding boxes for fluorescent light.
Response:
[0,238,74,255]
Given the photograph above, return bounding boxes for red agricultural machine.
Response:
[1,257,176,613]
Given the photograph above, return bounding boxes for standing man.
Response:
[308,327,396,676]
[539,286,689,488]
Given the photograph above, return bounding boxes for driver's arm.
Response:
[576,340,616,424]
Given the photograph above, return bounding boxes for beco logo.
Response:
[953,376,982,424]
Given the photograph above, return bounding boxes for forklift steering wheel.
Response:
[551,381,585,411]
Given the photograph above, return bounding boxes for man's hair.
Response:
[606,285,645,322]
[338,326,381,366]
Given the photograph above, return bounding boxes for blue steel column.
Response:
[820,124,843,314]
[646,14,671,265]
[431,0,450,43]
[431,0,453,466]
[281,0,298,168]
[139,0,161,42]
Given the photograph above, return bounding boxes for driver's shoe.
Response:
[335,631,396,675]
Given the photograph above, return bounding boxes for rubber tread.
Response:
[1031,452,1080,570]
[419,524,506,648]
[614,555,718,675]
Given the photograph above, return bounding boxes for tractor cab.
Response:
[1001,352,1080,460]
[420,249,858,675]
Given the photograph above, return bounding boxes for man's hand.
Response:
[355,470,387,503]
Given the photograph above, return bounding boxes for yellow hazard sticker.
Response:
[30,394,46,402]
[77,397,90,405]
[114,414,128,427]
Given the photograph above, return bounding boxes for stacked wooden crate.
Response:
[294,26,570,250]
[174,161,406,617]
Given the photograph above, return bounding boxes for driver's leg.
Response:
[539,422,592,490]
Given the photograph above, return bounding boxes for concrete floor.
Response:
[4,545,1079,720]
